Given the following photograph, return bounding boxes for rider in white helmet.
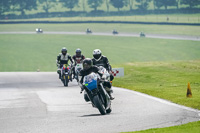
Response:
[92,49,115,100]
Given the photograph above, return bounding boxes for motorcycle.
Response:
[74,63,83,82]
[36,28,43,33]
[60,61,72,87]
[86,28,92,34]
[81,72,112,115]
[112,29,118,35]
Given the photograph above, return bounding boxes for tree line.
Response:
[0,0,200,16]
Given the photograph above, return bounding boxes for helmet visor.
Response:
[62,51,67,55]
[93,54,101,60]
[76,52,81,57]
[83,63,91,70]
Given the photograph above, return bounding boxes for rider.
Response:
[71,48,85,79]
[92,49,115,100]
[56,47,73,79]
[79,58,103,84]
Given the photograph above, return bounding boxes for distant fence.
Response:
[0,20,199,26]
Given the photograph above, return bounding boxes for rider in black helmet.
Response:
[79,58,114,100]
[56,47,73,79]
[79,58,102,84]
[71,48,85,79]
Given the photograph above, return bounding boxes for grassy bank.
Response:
[113,60,200,110]
[123,121,200,133]
[0,34,200,71]
[0,23,200,36]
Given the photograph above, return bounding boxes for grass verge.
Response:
[113,60,200,110]
[0,34,200,71]
[122,121,200,133]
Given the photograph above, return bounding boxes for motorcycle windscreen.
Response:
[85,79,97,91]
[84,73,98,91]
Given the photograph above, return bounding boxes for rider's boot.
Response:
[57,69,61,79]
[73,70,76,79]
[70,74,73,81]
[107,89,115,100]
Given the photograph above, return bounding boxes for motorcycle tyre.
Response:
[106,107,112,114]
[84,93,90,102]
[93,95,106,115]
[64,76,69,87]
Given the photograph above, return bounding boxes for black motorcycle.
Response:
[112,29,118,35]
[60,61,72,87]
[86,28,92,34]
[81,72,112,115]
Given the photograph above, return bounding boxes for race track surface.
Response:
[0,72,199,133]
[0,31,200,41]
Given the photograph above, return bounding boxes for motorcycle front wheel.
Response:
[93,95,106,115]
[106,107,112,114]
[63,75,69,87]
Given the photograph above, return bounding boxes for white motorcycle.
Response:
[74,63,83,82]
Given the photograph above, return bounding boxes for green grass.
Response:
[123,121,200,133]
[0,34,200,72]
[113,60,200,110]
[0,23,200,36]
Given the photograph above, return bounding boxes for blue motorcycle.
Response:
[81,72,112,115]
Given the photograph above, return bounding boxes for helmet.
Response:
[93,49,102,61]
[61,47,67,56]
[82,58,92,70]
[76,48,81,57]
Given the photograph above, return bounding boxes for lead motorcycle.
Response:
[81,72,112,115]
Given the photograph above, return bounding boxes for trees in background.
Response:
[38,0,57,13]
[87,0,103,11]
[154,0,177,10]
[135,0,152,10]
[181,0,200,9]
[127,0,134,11]
[1,0,200,17]
[110,0,125,11]
[11,0,37,15]
[105,0,110,12]
[0,0,10,15]
[59,0,79,11]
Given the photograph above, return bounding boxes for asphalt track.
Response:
[0,31,200,41]
[0,72,199,133]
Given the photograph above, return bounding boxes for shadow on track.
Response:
[80,114,102,117]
